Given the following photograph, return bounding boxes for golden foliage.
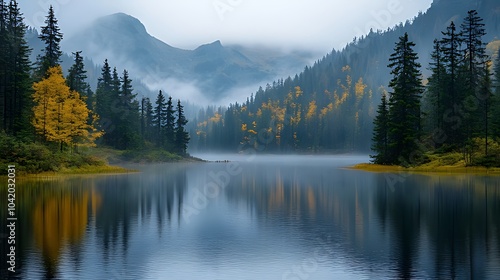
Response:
[209,112,222,123]
[294,86,303,98]
[32,66,103,147]
[320,103,334,118]
[355,77,367,101]
[306,100,317,120]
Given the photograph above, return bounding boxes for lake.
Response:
[2,154,500,279]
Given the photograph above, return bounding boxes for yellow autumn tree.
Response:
[32,66,103,150]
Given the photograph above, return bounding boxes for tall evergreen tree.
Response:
[66,51,92,108]
[440,21,463,147]
[492,51,500,140]
[460,10,489,161]
[152,90,167,146]
[140,97,153,141]
[2,0,32,136]
[427,39,447,134]
[36,5,63,77]
[0,1,8,132]
[387,32,423,165]
[479,64,492,156]
[165,96,176,149]
[94,59,113,143]
[111,67,120,98]
[175,100,189,155]
[371,92,389,164]
[116,69,140,149]
[461,10,487,91]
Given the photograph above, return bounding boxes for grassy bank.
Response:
[351,152,500,175]
[83,146,205,164]
[1,133,201,175]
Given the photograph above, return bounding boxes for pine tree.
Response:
[111,67,120,98]
[0,1,7,132]
[140,97,153,141]
[116,69,140,149]
[1,0,32,136]
[175,100,189,155]
[440,21,463,147]
[140,97,147,138]
[66,51,86,93]
[165,96,176,149]
[371,92,389,164]
[36,5,63,77]
[387,32,423,165]
[461,10,487,92]
[66,51,92,108]
[492,51,500,140]
[460,10,489,161]
[427,39,447,134]
[152,90,167,146]
[479,65,492,156]
[94,59,113,142]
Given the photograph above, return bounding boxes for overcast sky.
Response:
[17,0,433,53]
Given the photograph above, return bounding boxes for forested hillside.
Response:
[190,0,500,153]
[0,2,191,173]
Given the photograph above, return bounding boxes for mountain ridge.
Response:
[62,13,316,102]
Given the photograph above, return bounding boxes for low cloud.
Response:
[18,0,433,54]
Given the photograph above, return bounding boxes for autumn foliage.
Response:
[32,66,103,149]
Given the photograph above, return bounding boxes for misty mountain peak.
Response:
[95,12,148,36]
[195,40,224,51]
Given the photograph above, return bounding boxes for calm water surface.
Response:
[1,155,500,279]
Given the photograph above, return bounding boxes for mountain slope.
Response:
[62,13,314,101]
[191,0,500,152]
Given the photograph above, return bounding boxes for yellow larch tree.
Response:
[32,66,103,150]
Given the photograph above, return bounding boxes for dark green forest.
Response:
[0,2,190,173]
[373,10,500,167]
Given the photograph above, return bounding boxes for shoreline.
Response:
[350,163,500,175]
[9,155,207,177]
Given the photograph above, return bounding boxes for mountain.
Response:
[191,0,500,152]
[62,13,315,102]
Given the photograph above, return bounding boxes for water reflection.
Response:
[33,183,101,278]
[223,164,500,279]
[1,157,500,279]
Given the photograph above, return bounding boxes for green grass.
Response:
[0,133,198,175]
[352,152,500,175]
